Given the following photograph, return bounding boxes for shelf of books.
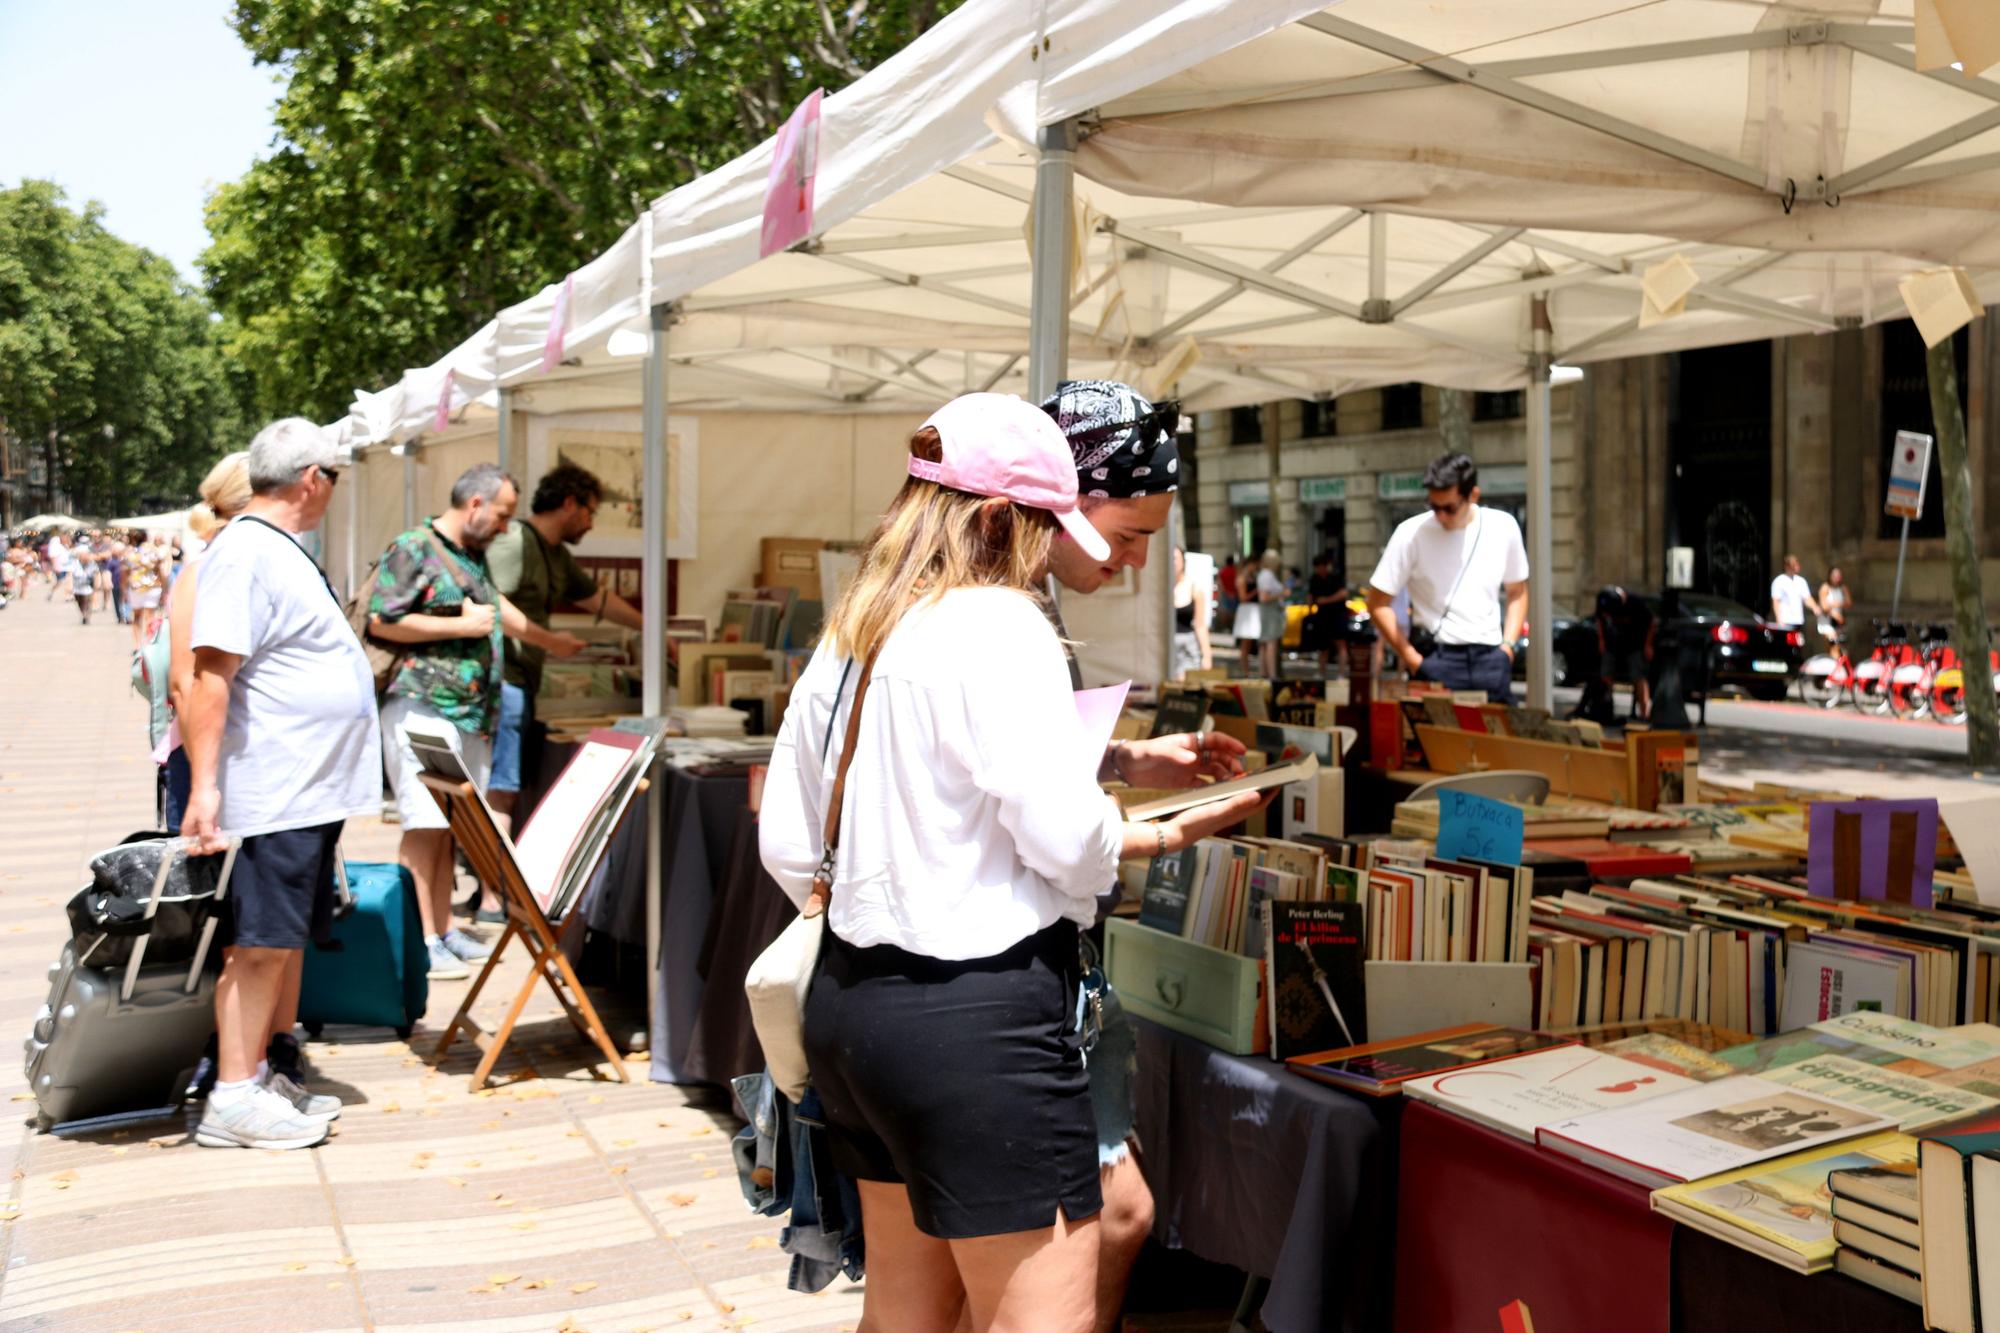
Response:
[1110,686,2000,1329]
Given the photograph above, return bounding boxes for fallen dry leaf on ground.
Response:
[569,1281,597,1294]
[666,1192,697,1207]
[488,1273,520,1285]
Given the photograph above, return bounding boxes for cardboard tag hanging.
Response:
[760,89,824,258]
[1638,254,1699,327]
[1898,265,1983,347]
[541,275,574,373]
[433,369,454,433]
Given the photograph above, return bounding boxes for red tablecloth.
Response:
[1393,1100,1673,1333]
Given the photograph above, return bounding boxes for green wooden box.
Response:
[1105,917,1267,1055]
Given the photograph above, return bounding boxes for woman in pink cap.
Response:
[761,394,1263,1332]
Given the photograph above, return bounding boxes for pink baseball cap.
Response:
[910,393,1111,561]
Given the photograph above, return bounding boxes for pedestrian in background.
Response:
[1365,452,1529,703]
[367,463,584,980]
[66,536,96,623]
[1769,554,1821,630]
[181,418,376,1150]
[1817,565,1850,642]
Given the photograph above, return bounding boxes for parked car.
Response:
[1543,593,1804,700]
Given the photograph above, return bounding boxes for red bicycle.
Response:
[1888,623,1953,721]
[1850,620,1913,717]
[1799,622,1855,709]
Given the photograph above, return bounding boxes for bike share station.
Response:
[1800,428,1983,724]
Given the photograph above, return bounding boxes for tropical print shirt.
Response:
[370,522,504,736]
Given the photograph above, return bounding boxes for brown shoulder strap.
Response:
[808,644,880,912]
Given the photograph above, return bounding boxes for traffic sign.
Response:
[1886,429,1932,520]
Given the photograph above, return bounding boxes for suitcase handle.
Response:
[120,835,239,1003]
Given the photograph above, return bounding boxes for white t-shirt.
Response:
[760,586,1124,961]
[1369,506,1529,647]
[1254,568,1285,601]
[47,537,69,573]
[189,517,382,838]
[1770,573,1811,627]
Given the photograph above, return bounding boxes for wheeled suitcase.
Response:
[24,837,237,1133]
[298,856,428,1038]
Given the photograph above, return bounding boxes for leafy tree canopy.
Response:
[0,181,247,517]
[205,0,964,423]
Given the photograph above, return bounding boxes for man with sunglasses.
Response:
[1365,451,1529,704]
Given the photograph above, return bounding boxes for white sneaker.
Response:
[441,928,492,963]
[426,938,469,980]
[264,1070,342,1122]
[195,1087,328,1150]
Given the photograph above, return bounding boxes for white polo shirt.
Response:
[1369,505,1529,647]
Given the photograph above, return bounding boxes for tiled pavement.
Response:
[0,584,863,1331]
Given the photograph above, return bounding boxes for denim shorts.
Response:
[489,682,528,795]
[1086,982,1139,1168]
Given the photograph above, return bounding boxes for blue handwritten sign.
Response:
[1436,790,1524,866]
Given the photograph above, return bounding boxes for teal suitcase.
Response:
[299,859,428,1038]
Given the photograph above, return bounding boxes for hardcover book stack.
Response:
[1829,1158,1923,1302]
[1917,1110,2000,1332]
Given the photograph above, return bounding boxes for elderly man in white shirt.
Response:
[1769,554,1821,629]
[1365,452,1530,703]
[182,419,382,1151]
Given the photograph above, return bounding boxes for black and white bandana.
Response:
[1039,379,1181,500]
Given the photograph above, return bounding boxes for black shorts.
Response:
[803,919,1102,1240]
[227,822,343,950]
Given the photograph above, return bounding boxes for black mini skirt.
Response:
[801,918,1103,1240]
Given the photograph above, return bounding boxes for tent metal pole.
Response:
[1524,295,1555,712]
[1027,119,1080,403]
[345,453,360,599]
[641,300,671,1080]
[496,386,514,476]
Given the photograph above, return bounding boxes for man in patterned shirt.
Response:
[367,463,585,979]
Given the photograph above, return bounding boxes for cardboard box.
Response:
[760,537,825,598]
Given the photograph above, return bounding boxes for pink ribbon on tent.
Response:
[541,274,574,372]
[434,369,454,432]
[760,88,824,259]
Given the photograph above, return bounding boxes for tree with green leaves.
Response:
[0,181,248,522]
[204,0,965,423]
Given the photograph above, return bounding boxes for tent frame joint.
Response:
[1359,298,1393,325]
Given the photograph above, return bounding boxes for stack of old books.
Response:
[1827,1158,1921,1302]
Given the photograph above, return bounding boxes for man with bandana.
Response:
[1040,380,1250,1333]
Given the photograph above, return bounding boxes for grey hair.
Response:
[450,462,517,509]
[246,418,337,494]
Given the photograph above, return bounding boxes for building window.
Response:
[1876,318,1964,541]
[1297,398,1336,439]
[1230,405,1263,446]
[1380,383,1424,431]
[1474,390,1523,421]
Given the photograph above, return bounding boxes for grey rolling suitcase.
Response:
[23,838,237,1133]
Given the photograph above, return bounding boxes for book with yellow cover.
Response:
[1650,1132,1916,1273]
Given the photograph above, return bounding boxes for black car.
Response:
[1544,593,1805,701]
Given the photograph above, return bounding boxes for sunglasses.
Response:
[318,465,341,489]
[1428,497,1467,518]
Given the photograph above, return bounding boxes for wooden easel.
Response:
[418,771,639,1089]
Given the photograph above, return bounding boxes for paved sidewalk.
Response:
[0,585,862,1331]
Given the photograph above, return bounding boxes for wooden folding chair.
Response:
[418,771,640,1089]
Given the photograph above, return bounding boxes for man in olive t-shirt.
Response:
[485,464,645,833]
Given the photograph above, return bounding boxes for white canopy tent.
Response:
[318,0,2000,1073]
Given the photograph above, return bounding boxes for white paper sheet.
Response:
[1075,681,1132,776]
[1941,795,2000,906]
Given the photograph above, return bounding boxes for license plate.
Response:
[1752,659,1788,674]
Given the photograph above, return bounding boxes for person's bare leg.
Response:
[268,948,304,1044]
[214,946,289,1083]
[951,1208,1098,1333]
[1634,678,1652,720]
[402,828,453,938]
[855,1180,964,1333]
[1092,1154,1154,1333]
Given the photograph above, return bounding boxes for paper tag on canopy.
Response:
[1916,0,2000,77]
[760,89,824,258]
[1899,265,1984,347]
[541,275,574,372]
[433,369,454,433]
[1638,254,1699,327]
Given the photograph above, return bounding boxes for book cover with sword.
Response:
[1266,899,1367,1059]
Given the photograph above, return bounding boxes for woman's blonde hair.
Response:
[821,427,1057,663]
[188,451,252,540]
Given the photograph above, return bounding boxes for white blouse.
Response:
[759,586,1124,961]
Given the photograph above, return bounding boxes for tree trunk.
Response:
[1439,387,1472,458]
[1926,338,2000,769]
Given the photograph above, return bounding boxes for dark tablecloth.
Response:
[1670,1225,1923,1333]
[1394,1099,1673,1333]
[681,813,795,1089]
[1131,1018,1396,1333]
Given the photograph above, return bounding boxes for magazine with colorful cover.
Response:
[1537,1074,1899,1187]
[1403,1045,1698,1142]
[1712,1012,2000,1079]
[1755,1052,1998,1131]
[1599,1033,1736,1082]
[1650,1132,1918,1273]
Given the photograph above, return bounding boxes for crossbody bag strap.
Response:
[806,646,880,916]
[1427,509,1484,636]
